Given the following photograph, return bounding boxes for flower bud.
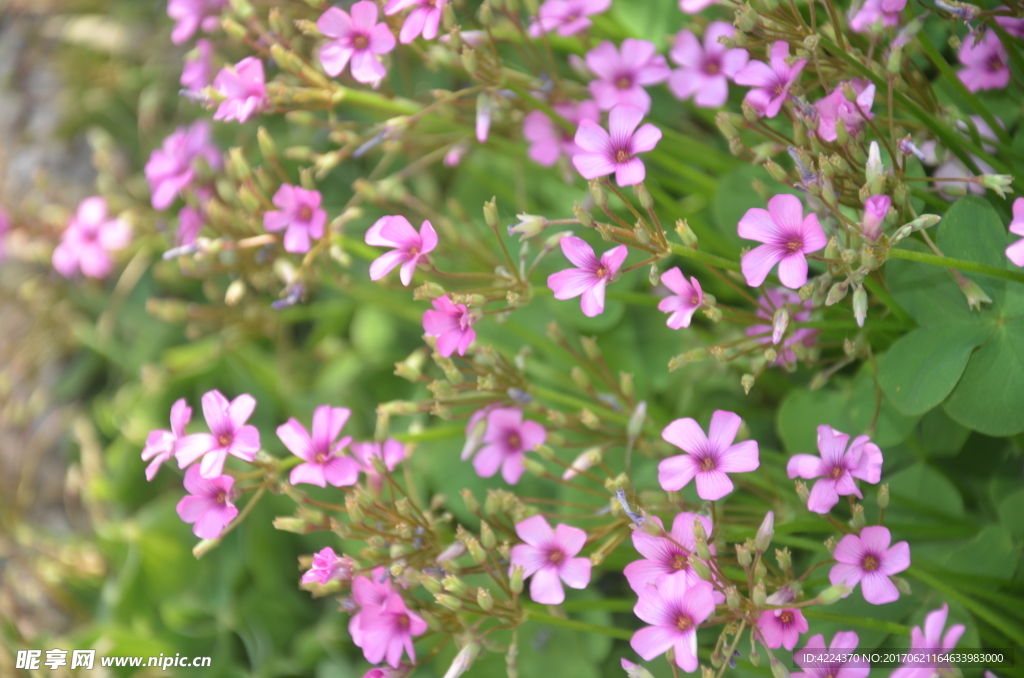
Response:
[691,558,713,581]
[570,365,591,390]
[752,580,767,607]
[443,574,468,596]
[563,447,602,480]
[509,564,524,594]
[421,574,444,593]
[764,159,789,183]
[477,587,494,612]
[893,576,912,595]
[755,511,774,553]
[590,179,608,208]
[795,480,809,504]
[878,483,889,509]
[573,202,594,228]
[483,197,499,230]
[815,583,852,604]
[776,547,792,571]
[675,219,699,247]
[853,285,868,328]
[480,521,496,550]
[461,47,478,75]
[772,308,789,345]
[622,659,656,678]
[634,182,654,210]
[825,281,849,306]
[461,488,480,513]
[861,195,890,241]
[735,3,757,32]
[849,502,866,530]
[523,457,547,478]
[716,111,739,139]
[736,543,752,567]
[580,408,600,429]
[436,593,462,611]
[771,658,791,678]
[724,585,741,610]
[445,642,481,678]
[957,275,992,310]
[509,213,546,240]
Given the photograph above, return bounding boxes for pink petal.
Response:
[661,418,708,454]
[573,151,617,180]
[829,562,864,588]
[800,213,828,252]
[767,193,805,233]
[717,439,759,472]
[807,478,840,513]
[399,257,418,286]
[369,249,408,281]
[368,22,397,53]
[707,410,741,449]
[277,419,314,461]
[319,42,353,77]
[601,245,629,275]
[290,462,328,487]
[695,469,734,500]
[323,457,361,486]
[614,157,646,186]
[472,443,504,478]
[859,525,892,553]
[529,566,566,604]
[833,533,866,564]
[516,514,555,547]
[861,571,899,604]
[198,449,228,478]
[350,51,386,84]
[741,244,786,287]
[787,453,825,479]
[579,278,607,316]
[670,30,703,67]
[737,207,778,244]
[350,0,380,30]
[777,253,809,288]
[693,75,728,108]
[554,523,587,556]
[573,119,611,153]
[559,556,592,589]
[608,104,644,139]
[658,454,699,491]
[631,625,678,661]
[549,269,597,300]
[418,220,438,253]
[881,540,910,575]
[175,433,217,468]
[317,7,351,37]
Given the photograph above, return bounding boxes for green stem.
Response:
[523,607,634,640]
[862,275,914,325]
[887,247,1024,284]
[667,243,743,272]
[802,609,910,636]
[909,566,1024,649]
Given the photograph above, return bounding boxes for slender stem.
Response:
[887,247,1024,284]
[668,243,743,272]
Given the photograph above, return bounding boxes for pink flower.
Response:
[145,120,221,211]
[630,577,715,672]
[177,205,203,247]
[624,512,714,593]
[350,439,406,494]
[547,236,628,316]
[1005,198,1024,266]
[461,406,494,461]
[175,390,260,478]
[679,0,716,13]
[996,14,1024,39]
[734,41,807,118]
[384,0,449,44]
[757,607,809,650]
[301,547,355,585]
[815,80,875,142]
[142,398,192,481]
[793,632,869,678]
[262,184,326,253]
[738,193,827,289]
[861,195,890,241]
[849,0,902,33]
[891,604,965,678]
[468,407,545,485]
[362,667,412,678]
[213,57,267,123]
[829,526,910,604]
[510,515,591,605]
[358,592,427,667]
[787,425,882,514]
[523,99,601,167]
[181,38,212,93]
[365,215,437,286]
[585,40,670,113]
[529,0,611,36]
[167,0,225,45]
[958,30,1010,92]
[658,410,760,500]
[175,465,238,539]
[52,197,132,279]
[350,567,393,649]
[278,406,359,488]
[668,23,749,108]
[572,104,662,187]
[746,289,817,366]
[658,268,703,329]
[317,2,396,86]
[423,296,476,357]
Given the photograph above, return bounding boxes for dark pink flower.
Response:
[996,14,1024,39]
[585,39,670,113]
[958,30,1010,92]
[350,439,406,493]
[52,197,132,279]
[849,0,902,33]
[468,407,545,485]
[679,0,716,13]
[350,567,393,649]
[630,577,715,672]
[167,0,225,45]
[668,23,749,108]
[738,193,827,289]
[787,425,882,514]
[263,184,326,253]
[659,410,760,500]
[384,0,449,43]
[523,99,601,167]
[658,267,703,329]
[829,526,910,604]
[301,547,355,585]
[547,236,628,316]
[423,296,477,357]
[529,0,611,36]
[1005,198,1024,266]
[572,104,661,186]
[145,120,221,211]
[815,80,875,141]
[365,215,437,286]
[757,607,808,650]
[175,390,260,478]
[510,515,591,605]
[623,512,714,593]
[746,289,817,366]
[142,398,193,481]
[861,195,890,241]
[213,57,267,123]
[734,41,807,118]
[891,604,965,678]
[181,38,212,93]
[278,405,359,488]
[175,465,238,539]
[358,592,428,667]
[793,632,869,678]
[318,2,396,86]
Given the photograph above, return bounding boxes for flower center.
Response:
[315,451,327,463]
[216,491,228,505]
[397,613,410,629]
[353,34,370,50]
[779,610,794,624]
[507,432,522,449]
[298,205,313,221]
[691,295,700,305]
[989,57,1004,73]
[676,614,694,632]
[785,240,803,253]
[671,553,689,570]
[218,434,233,447]
[615,75,632,89]
[595,265,609,279]
[704,60,721,75]
[773,82,785,96]
[862,555,879,571]
[700,456,716,471]
[828,466,843,479]
[615,148,631,163]
[548,549,564,564]
[408,245,419,256]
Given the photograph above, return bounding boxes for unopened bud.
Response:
[634,183,654,210]
[573,202,594,228]
[853,285,868,327]
[795,480,809,504]
[776,547,792,571]
[826,281,849,306]
[772,308,789,345]
[461,488,480,513]
[571,365,591,390]
[716,111,739,139]
[771,658,791,678]
[480,521,496,550]
[816,583,852,605]
[877,484,889,509]
[461,47,478,74]
[736,543,752,567]
[752,580,767,607]
[436,593,462,611]
[483,198,499,230]
[755,511,774,552]
[691,558,713,581]
[726,586,741,610]
[590,179,607,208]
[675,219,699,247]
[764,159,788,183]
[735,2,757,32]
[893,576,912,595]
[849,503,866,530]
[563,447,602,480]
[580,408,600,429]
[523,457,547,477]
[443,574,468,596]
[509,564,524,594]
[741,374,755,394]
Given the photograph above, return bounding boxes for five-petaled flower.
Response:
[466,407,546,485]
[365,215,437,286]
[829,525,910,604]
[624,512,714,593]
[658,267,704,329]
[384,0,450,44]
[358,592,428,668]
[278,405,359,488]
[175,390,261,478]
[422,295,477,357]
[318,2,397,86]
[510,515,592,605]
[52,196,132,279]
[547,236,629,316]
[213,57,268,123]
[787,425,883,514]
[142,398,192,481]
[738,193,827,289]
[958,30,1010,92]
[572,104,662,186]
[757,587,809,651]
[659,410,760,500]
[734,41,807,118]
[175,465,238,539]
[630,577,715,672]
[793,631,869,678]
[529,0,611,37]
[815,80,875,142]
[667,23,749,108]
[891,604,965,678]
[350,439,406,493]
[301,547,355,585]
[585,40,670,113]
[263,184,327,253]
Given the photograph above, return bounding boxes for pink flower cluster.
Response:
[53,197,132,279]
[462,407,546,484]
[145,120,221,211]
[349,567,427,667]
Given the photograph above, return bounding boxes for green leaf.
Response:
[998,488,1024,540]
[943,318,1024,435]
[939,525,1021,580]
[917,407,970,457]
[886,462,965,520]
